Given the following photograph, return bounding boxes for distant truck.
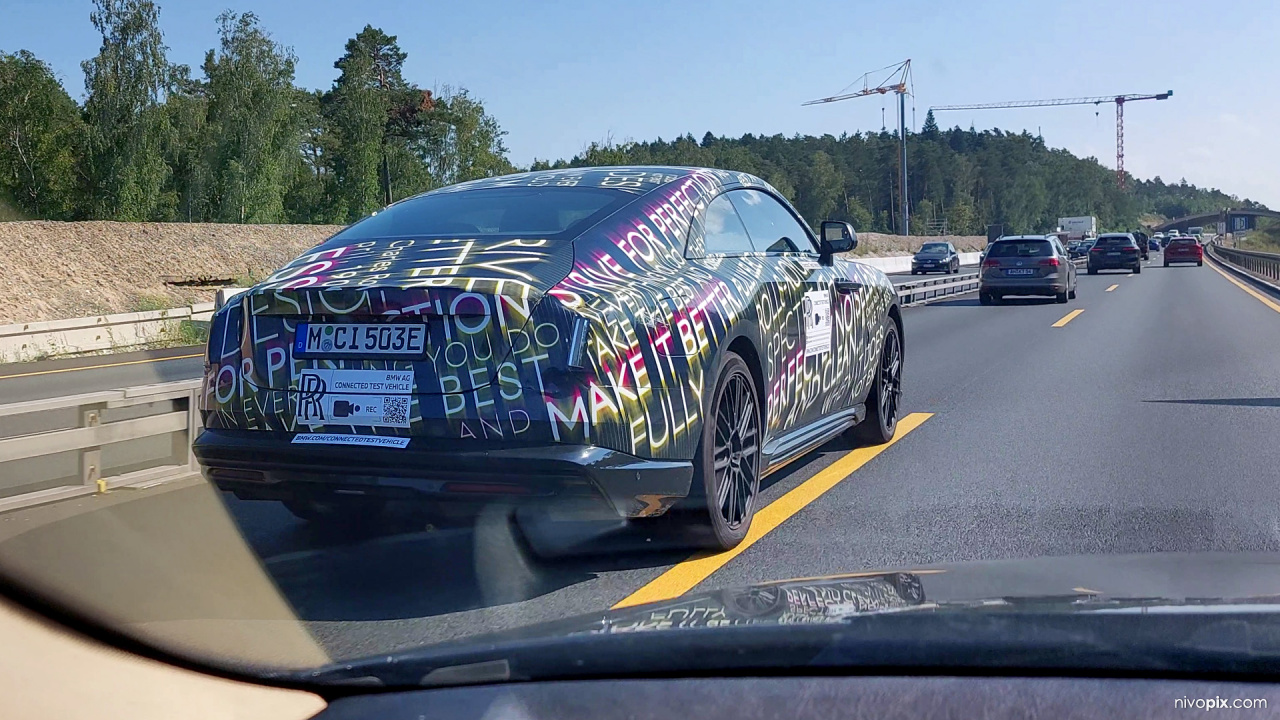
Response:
[1058,216,1098,241]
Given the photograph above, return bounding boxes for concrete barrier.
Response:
[852,252,983,275]
[0,303,215,363]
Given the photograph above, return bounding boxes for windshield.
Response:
[4,0,1280,695]
[988,240,1051,257]
[1094,236,1134,247]
[332,186,632,241]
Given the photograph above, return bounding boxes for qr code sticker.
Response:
[382,396,409,426]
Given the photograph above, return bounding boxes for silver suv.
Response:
[979,235,1077,305]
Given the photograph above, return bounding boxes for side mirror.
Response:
[819,220,857,264]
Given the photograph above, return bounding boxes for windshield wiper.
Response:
[272,610,1280,690]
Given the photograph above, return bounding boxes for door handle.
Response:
[834,278,863,294]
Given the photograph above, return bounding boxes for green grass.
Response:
[175,319,210,346]
[131,293,174,313]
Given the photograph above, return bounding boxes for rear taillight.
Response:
[1039,257,1060,267]
[1090,247,1104,252]
[983,259,1000,268]
[1123,247,1138,253]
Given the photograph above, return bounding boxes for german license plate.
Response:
[1005,268,1035,276]
[1107,252,1121,256]
[295,323,427,357]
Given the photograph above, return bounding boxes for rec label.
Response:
[802,290,831,357]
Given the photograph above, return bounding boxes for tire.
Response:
[1197,260,1203,266]
[848,321,902,446]
[1164,261,1169,267]
[1055,289,1068,303]
[1068,288,1077,300]
[693,352,761,550]
[979,292,992,306]
[1087,266,1097,275]
[1134,264,1142,274]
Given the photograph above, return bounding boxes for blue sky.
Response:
[5,0,1278,206]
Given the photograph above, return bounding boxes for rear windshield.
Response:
[1094,236,1134,247]
[920,243,948,253]
[1169,238,1198,245]
[332,186,634,241]
[988,240,1051,258]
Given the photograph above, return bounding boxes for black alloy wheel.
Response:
[849,322,902,446]
[697,353,760,550]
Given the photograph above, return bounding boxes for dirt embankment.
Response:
[851,233,987,256]
[0,221,344,325]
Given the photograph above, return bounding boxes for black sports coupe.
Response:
[195,166,903,549]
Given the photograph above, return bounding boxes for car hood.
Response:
[914,251,948,258]
[285,552,1280,687]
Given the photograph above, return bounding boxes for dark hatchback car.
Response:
[1132,230,1151,260]
[195,166,904,550]
[1164,236,1204,266]
[911,241,960,274]
[978,235,1077,305]
[1087,233,1143,274]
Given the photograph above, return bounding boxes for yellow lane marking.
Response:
[0,353,203,381]
[1105,284,1119,292]
[1052,309,1084,327]
[612,412,934,609]
[1074,587,1102,594]
[1207,259,1280,314]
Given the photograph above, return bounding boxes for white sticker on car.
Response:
[291,434,410,448]
[296,369,413,428]
[798,259,821,271]
[803,290,832,357]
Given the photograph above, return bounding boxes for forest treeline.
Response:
[0,0,1262,234]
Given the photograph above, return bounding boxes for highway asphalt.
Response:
[7,251,1280,663]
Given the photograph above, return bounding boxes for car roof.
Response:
[995,235,1051,241]
[417,165,773,198]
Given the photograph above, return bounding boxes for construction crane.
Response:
[804,60,913,235]
[931,91,1173,189]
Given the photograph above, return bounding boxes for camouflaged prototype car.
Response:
[195,166,903,549]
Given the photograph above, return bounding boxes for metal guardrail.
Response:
[0,303,216,363]
[896,272,982,305]
[1208,244,1280,284]
[0,379,202,513]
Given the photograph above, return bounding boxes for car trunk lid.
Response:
[240,236,575,396]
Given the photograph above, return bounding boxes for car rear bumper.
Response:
[1088,258,1140,269]
[980,276,1067,296]
[194,428,694,519]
